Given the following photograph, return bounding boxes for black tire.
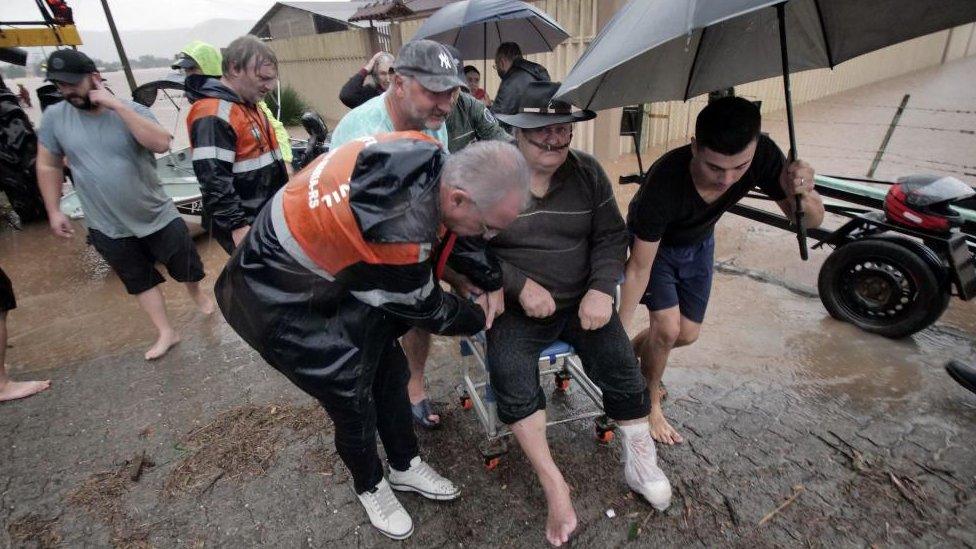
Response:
[818,239,949,338]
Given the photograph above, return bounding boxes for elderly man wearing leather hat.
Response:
[487,81,672,546]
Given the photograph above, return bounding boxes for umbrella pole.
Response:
[776,2,808,261]
[484,22,488,86]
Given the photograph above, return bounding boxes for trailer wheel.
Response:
[818,239,949,338]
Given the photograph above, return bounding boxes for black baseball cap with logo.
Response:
[171,52,199,71]
[393,39,467,93]
[46,49,97,84]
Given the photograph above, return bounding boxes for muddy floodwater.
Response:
[1,58,974,547]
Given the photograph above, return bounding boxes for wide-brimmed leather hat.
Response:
[495,81,596,129]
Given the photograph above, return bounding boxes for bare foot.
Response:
[542,479,577,546]
[0,379,51,402]
[649,407,683,445]
[145,330,180,360]
[194,294,215,315]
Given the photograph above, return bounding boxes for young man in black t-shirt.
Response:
[618,97,825,445]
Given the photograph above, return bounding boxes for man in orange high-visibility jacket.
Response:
[215,132,529,540]
[186,36,289,253]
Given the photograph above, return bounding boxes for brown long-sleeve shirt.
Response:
[490,149,627,310]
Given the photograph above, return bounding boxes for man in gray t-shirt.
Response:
[36,49,215,361]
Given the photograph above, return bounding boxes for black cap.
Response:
[46,49,97,84]
[393,39,466,93]
[171,52,199,71]
[495,81,596,129]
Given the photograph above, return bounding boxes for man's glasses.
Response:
[472,199,504,240]
[525,125,573,140]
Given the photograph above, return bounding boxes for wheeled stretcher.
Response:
[457,332,616,470]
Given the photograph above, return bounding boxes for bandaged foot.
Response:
[619,422,672,511]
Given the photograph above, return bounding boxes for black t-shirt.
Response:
[627,134,787,247]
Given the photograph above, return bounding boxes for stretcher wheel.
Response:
[555,374,571,391]
[484,456,501,471]
[460,395,473,410]
[596,428,614,444]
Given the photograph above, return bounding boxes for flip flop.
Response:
[411,399,441,429]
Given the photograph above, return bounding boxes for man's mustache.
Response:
[526,137,570,152]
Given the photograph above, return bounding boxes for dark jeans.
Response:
[485,306,650,425]
[243,294,418,494]
[317,339,418,494]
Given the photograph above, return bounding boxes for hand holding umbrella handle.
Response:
[778,3,809,261]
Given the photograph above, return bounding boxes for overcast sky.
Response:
[3,0,340,31]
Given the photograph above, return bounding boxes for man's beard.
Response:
[405,103,446,131]
[424,114,446,130]
[67,95,94,110]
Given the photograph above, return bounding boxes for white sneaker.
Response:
[619,424,672,510]
[388,456,461,501]
[357,478,414,540]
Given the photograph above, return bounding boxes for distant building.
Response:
[250,2,369,40]
[348,0,457,23]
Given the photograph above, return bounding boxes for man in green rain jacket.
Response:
[173,40,293,171]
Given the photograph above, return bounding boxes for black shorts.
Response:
[0,266,15,312]
[88,218,205,295]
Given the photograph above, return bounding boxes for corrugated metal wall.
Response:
[271,3,975,161]
[269,29,375,127]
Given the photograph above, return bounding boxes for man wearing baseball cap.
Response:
[35,49,214,361]
[329,39,466,149]
[330,39,507,431]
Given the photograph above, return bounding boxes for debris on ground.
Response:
[757,485,804,528]
[6,514,63,549]
[163,402,331,497]
[67,460,149,549]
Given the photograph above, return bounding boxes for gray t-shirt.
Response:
[38,99,179,238]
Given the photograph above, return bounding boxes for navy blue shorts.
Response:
[641,235,715,323]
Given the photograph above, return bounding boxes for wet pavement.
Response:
[2,58,976,547]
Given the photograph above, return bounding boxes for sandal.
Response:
[410,398,441,429]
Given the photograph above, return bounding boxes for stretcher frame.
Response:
[457,330,616,469]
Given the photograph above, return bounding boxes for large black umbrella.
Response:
[412,0,569,61]
[555,0,976,259]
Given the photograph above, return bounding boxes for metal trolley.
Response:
[457,333,616,470]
